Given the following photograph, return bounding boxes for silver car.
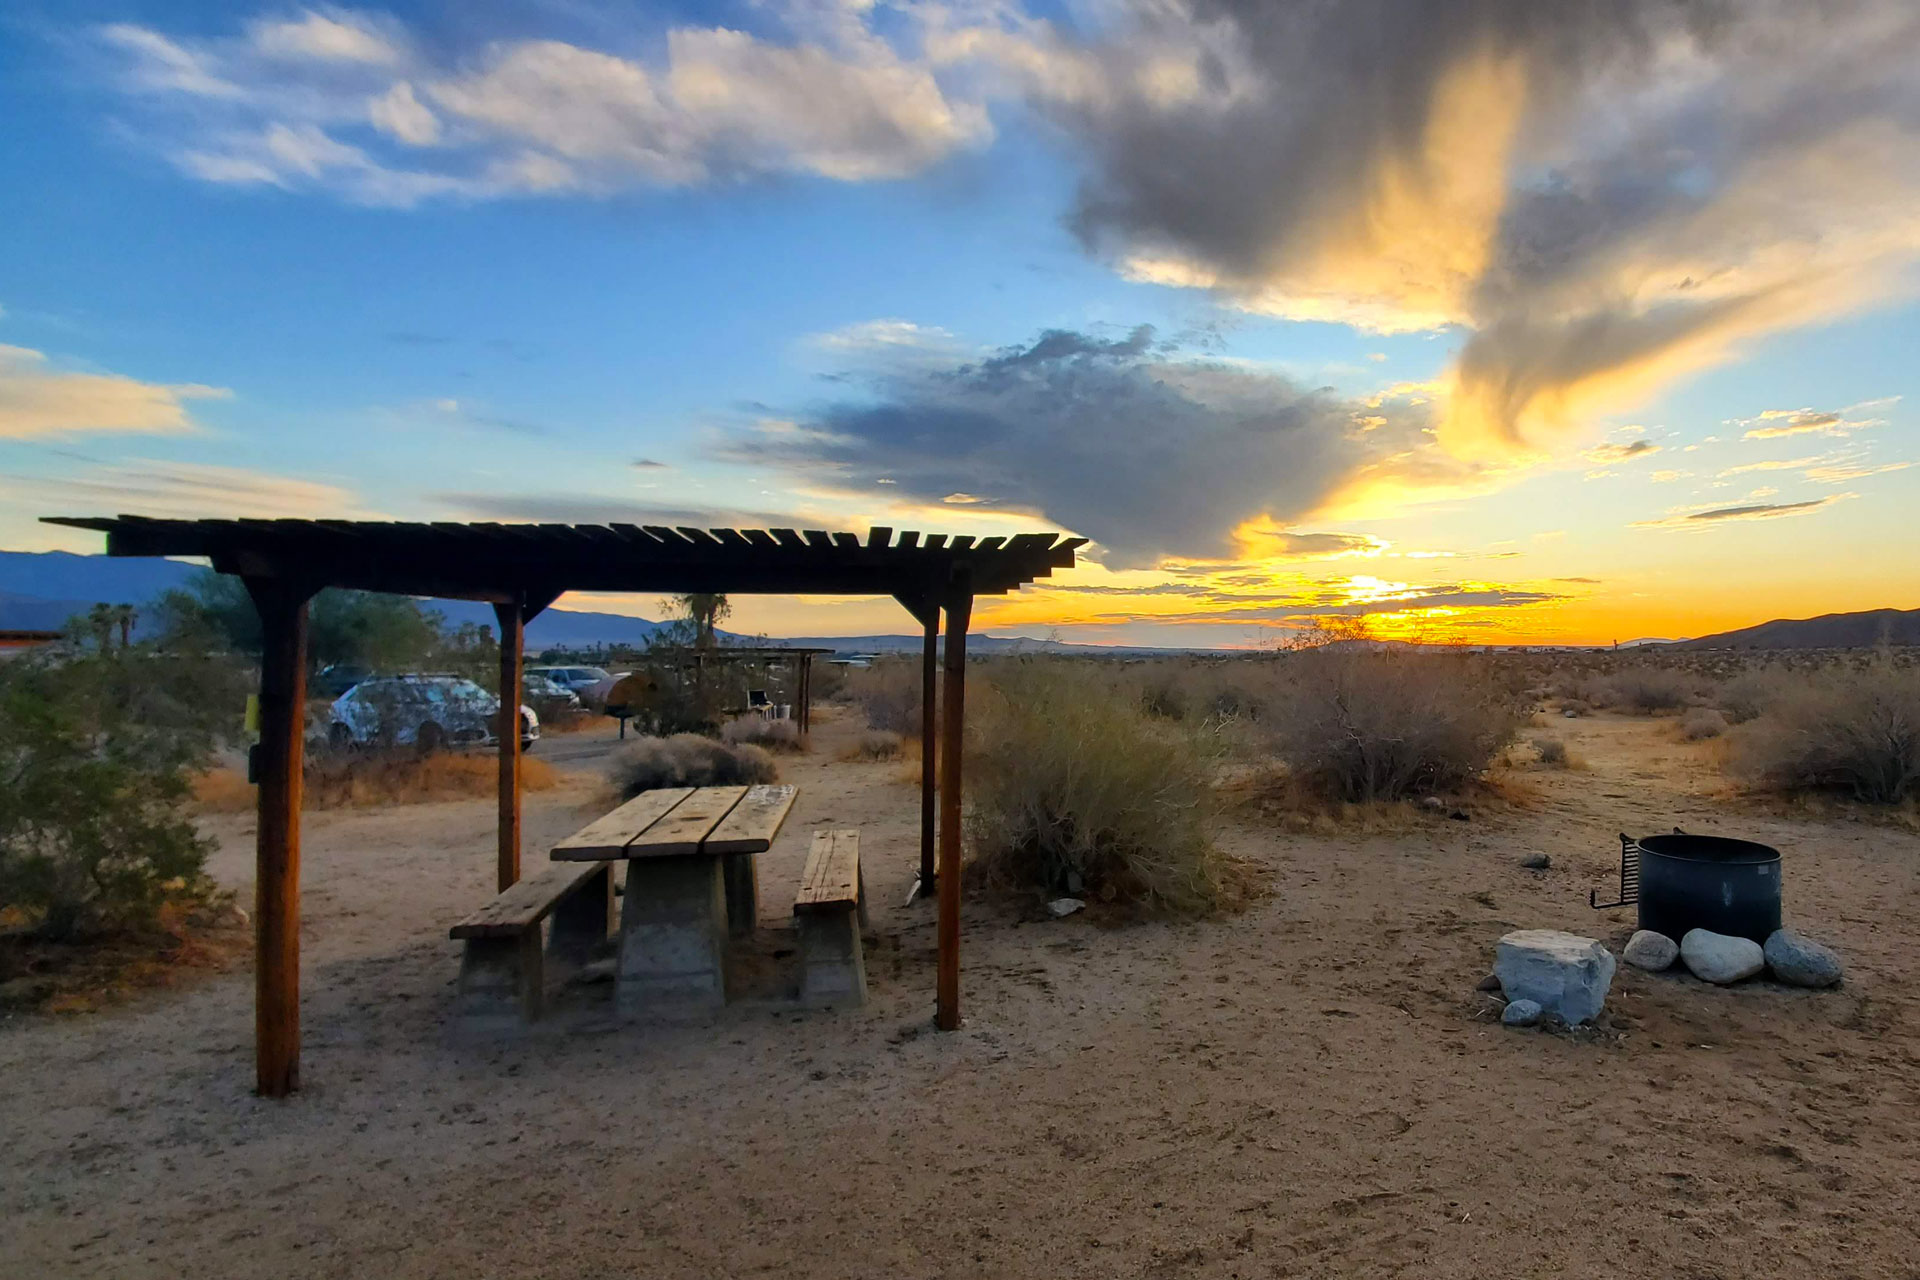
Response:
[327,675,539,753]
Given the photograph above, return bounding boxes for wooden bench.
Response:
[449,860,616,1025]
[794,830,868,1007]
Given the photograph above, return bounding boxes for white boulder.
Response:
[1622,930,1679,972]
[1680,929,1765,984]
[1494,930,1616,1025]
[1764,930,1843,987]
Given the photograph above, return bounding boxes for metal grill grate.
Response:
[1590,833,1642,910]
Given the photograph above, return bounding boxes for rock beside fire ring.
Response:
[1623,930,1679,971]
[1764,930,1844,988]
[1494,930,1616,1025]
[1681,929,1765,984]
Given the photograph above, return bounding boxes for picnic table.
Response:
[551,784,797,1014]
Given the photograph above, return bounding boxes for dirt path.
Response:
[3,710,1917,1278]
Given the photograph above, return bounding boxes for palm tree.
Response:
[671,593,731,648]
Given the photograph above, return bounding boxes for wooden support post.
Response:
[493,600,525,893]
[920,609,938,891]
[936,580,971,1031]
[797,653,812,735]
[244,577,311,1099]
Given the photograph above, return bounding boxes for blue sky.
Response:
[3,1,1918,643]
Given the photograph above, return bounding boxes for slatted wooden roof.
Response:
[41,516,1084,601]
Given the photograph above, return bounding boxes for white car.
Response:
[327,675,538,753]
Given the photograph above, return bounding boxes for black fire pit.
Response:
[1592,830,1782,943]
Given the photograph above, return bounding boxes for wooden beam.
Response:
[920,606,938,892]
[494,599,526,893]
[936,579,971,1031]
[244,577,311,1098]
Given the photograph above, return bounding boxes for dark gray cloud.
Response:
[727,326,1421,566]
[1631,496,1841,527]
[1685,499,1830,521]
[1010,0,1920,446]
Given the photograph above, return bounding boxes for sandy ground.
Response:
[4,707,1919,1278]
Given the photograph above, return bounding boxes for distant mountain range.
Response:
[0,550,679,649]
[1674,607,1920,650]
[0,551,1127,655]
[12,550,1912,655]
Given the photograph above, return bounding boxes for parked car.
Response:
[521,672,583,720]
[327,675,538,753]
[313,663,371,698]
[528,664,613,708]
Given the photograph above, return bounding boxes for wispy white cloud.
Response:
[1632,494,1852,529]
[1734,401,1892,440]
[94,6,993,206]
[0,344,229,438]
[14,459,375,520]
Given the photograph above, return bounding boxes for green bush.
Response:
[0,643,238,939]
[965,660,1246,915]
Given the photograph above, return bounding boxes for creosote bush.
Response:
[1732,657,1920,802]
[1533,735,1570,767]
[837,730,906,762]
[0,643,241,940]
[721,716,805,753]
[1600,667,1697,714]
[965,660,1251,915]
[611,733,777,798]
[840,658,925,734]
[1680,708,1729,741]
[1258,648,1526,803]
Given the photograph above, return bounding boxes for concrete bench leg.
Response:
[798,906,866,1007]
[616,855,728,1015]
[456,932,543,1026]
[722,853,759,937]
[548,863,615,969]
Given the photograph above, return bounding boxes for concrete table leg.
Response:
[548,863,614,970]
[798,908,867,1007]
[455,933,543,1027]
[722,853,759,937]
[616,855,728,1015]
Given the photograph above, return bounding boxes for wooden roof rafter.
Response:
[41,515,1084,601]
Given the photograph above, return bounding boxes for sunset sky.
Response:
[3,1,1917,646]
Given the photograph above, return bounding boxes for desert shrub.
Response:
[1602,667,1696,714]
[1732,658,1920,802]
[1718,667,1786,724]
[0,644,241,939]
[965,660,1248,915]
[292,752,560,809]
[1533,736,1569,766]
[721,716,804,752]
[838,730,905,762]
[1680,708,1729,740]
[1259,648,1526,803]
[611,734,777,797]
[840,658,925,734]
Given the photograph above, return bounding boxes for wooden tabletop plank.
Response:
[451,860,610,938]
[625,785,750,858]
[795,830,860,913]
[704,784,798,855]
[549,788,693,860]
